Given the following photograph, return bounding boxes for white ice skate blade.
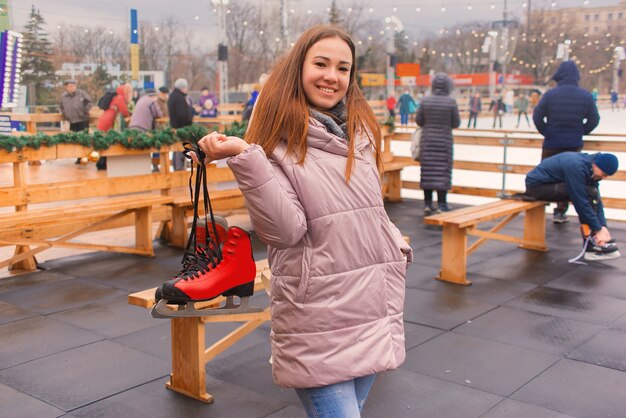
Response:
[584,250,621,261]
[151,296,263,319]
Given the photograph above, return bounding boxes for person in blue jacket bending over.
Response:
[532,61,600,224]
[525,152,620,261]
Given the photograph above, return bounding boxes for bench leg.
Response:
[167,317,214,403]
[384,171,402,202]
[520,205,548,252]
[437,224,471,285]
[169,206,187,249]
[8,245,38,271]
[135,207,154,255]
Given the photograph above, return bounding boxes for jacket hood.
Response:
[431,73,454,96]
[552,61,580,86]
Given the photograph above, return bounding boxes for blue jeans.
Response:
[295,374,376,417]
[400,112,409,125]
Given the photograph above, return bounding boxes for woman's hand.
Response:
[189,131,250,164]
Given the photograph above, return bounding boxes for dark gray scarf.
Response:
[308,101,348,140]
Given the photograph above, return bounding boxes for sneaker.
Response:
[584,236,621,261]
[438,203,452,212]
[553,212,569,224]
[424,205,438,216]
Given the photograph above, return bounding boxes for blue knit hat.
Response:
[594,153,619,176]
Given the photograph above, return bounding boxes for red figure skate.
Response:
[151,139,260,318]
[151,226,259,318]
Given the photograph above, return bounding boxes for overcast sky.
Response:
[12,0,622,42]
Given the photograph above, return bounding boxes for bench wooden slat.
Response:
[446,201,545,228]
[424,199,519,225]
[0,195,173,229]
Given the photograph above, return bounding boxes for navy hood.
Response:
[431,73,453,96]
[552,61,580,86]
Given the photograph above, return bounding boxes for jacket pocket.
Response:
[295,238,312,304]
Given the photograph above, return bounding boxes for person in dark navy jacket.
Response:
[533,61,600,223]
[525,152,620,261]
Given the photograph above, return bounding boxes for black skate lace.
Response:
[173,139,224,281]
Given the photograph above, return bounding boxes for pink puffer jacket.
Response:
[227,118,412,388]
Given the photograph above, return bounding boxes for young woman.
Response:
[192,24,412,417]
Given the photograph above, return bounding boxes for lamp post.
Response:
[212,0,229,104]
[612,46,625,94]
[483,30,498,99]
[384,16,403,100]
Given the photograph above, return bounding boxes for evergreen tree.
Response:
[328,0,341,26]
[21,5,56,105]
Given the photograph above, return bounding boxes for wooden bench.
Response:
[382,159,415,202]
[424,199,548,285]
[0,194,173,270]
[128,259,271,403]
[1,143,191,271]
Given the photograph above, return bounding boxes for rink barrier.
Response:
[382,128,626,211]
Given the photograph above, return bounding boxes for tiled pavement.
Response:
[1,198,625,418]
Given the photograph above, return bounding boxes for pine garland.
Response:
[0,122,248,153]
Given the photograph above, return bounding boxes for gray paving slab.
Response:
[0,382,64,418]
[68,376,289,418]
[48,295,164,339]
[467,249,575,285]
[403,288,497,330]
[505,286,626,325]
[611,313,626,331]
[403,322,444,350]
[512,358,626,418]
[567,329,626,372]
[0,270,74,295]
[362,368,502,418]
[0,340,170,412]
[41,251,144,275]
[81,259,180,293]
[480,399,576,418]
[545,263,626,300]
[0,278,124,315]
[0,316,102,370]
[455,306,604,355]
[408,269,538,306]
[403,332,558,396]
[114,318,271,364]
[205,340,299,405]
[0,300,36,325]
[265,405,307,418]
[112,322,172,361]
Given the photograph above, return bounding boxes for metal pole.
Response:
[613,56,619,94]
[501,0,509,92]
[386,28,395,100]
[216,1,228,104]
[498,134,511,198]
[280,0,289,51]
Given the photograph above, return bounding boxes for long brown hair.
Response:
[245,24,382,181]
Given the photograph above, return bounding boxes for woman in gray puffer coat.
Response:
[416,73,460,214]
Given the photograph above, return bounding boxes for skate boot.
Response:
[584,235,621,261]
[196,216,229,252]
[151,226,259,318]
[569,224,621,263]
[153,216,229,304]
